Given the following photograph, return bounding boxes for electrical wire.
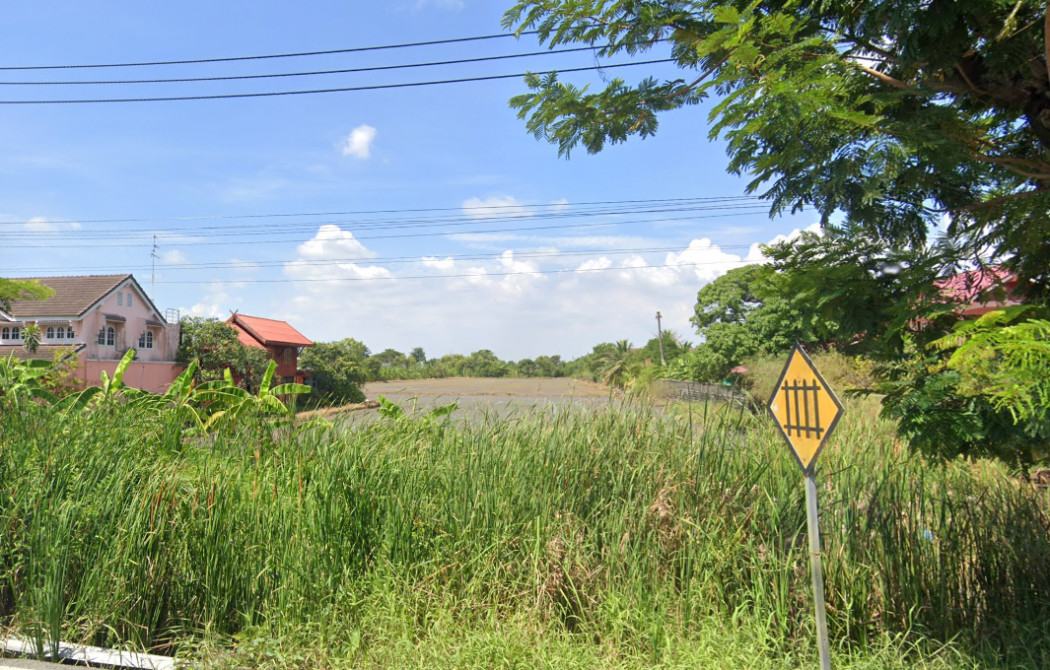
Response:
[0,45,650,86]
[0,59,676,104]
[0,195,757,227]
[2,202,771,240]
[152,258,758,285]
[0,32,540,71]
[9,243,760,274]
[1,209,780,249]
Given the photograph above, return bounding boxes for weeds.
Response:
[0,398,1047,667]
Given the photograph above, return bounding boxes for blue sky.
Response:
[0,1,816,360]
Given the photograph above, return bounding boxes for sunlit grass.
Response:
[0,397,1047,667]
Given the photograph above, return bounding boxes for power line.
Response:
[1,210,781,249]
[153,258,758,285]
[2,202,771,240]
[0,59,675,104]
[7,244,760,274]
[0,195,757,227]
[0,45,642,86]
[0,31,540,71]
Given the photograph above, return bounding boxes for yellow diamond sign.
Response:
[768,344,844,474]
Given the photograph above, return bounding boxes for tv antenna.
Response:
[150,235,159,295]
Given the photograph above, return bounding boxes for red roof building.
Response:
[933,266,1022,317]
[226,313,313,383]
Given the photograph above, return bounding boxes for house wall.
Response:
[82,360,184,394]
[268,345,300,381]
[75,282,173,363]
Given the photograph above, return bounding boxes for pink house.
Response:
[0,274,182,392]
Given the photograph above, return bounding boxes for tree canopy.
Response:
[0,278,53,312]
[176,317,270,388]
[503,1,1050,295]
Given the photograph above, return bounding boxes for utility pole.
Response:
[655,311,666,366]
[150,235,159,296]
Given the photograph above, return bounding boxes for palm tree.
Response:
[599,340,635,389]
[21,324,41,354]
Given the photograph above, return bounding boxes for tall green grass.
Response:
[0,398,1047,667]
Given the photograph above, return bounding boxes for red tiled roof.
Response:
[934,266,1017,302]
[227,314,313,347]
[933,266,1021,317]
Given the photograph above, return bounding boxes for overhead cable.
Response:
[0,32,540,71]
[0,59,675,104]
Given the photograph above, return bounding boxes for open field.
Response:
[362,376,617,416]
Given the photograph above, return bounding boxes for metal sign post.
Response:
[768,343,843,670]
[805,472,832,670]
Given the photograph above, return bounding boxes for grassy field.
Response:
[1,391,1048,668]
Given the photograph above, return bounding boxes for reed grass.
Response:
[0,397,1047,667]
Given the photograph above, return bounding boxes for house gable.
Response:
[3,274,167,325]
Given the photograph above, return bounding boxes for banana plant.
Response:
[202,360,311,430]
[56,348,137,414]
[0,354,56,405]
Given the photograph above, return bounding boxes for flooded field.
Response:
[359,377,620,419]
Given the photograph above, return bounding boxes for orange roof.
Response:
[226,314,313,348]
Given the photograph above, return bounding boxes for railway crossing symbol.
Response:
[767,344,844,474]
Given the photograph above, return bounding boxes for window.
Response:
[127,293,133,308]
[46,326,55,339]
[55,328,64,340]
[138,331,153,349]
[117,292,123,307]
[11,327,20,341]
[66,326,75,339]
[1,327,8,340]
[97,326,115,346]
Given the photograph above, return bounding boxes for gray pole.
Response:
[655,311,666,366]
[805,472,832,670]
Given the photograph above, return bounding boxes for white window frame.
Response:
[98,326,116,347]
[138,330,154,349]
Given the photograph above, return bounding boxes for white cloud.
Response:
[161,249,188,264]
[576,257,612,272]
[284,225,391,285]
[547,198,571,213]
[341,124,377,159]
[462,196,533,220]
[182,281,232,319]
[24,217,57,233]
[746,222,822,263]
[296,224,376,260]
[265,223,828,361]
[421,256,456,271]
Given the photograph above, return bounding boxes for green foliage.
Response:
[2,401,1049,666]
[0,355,56,405]
[409,346,427,364]
[298,339,368,405]
[176,317,270,388]
[20,324,41,354]
[0,278,53,312]
[935,306,1050,426]
[502,0,1050,295]
[596,339,635,388]
[202,361,311,430]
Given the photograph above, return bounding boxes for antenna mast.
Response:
[151,236,159,295]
